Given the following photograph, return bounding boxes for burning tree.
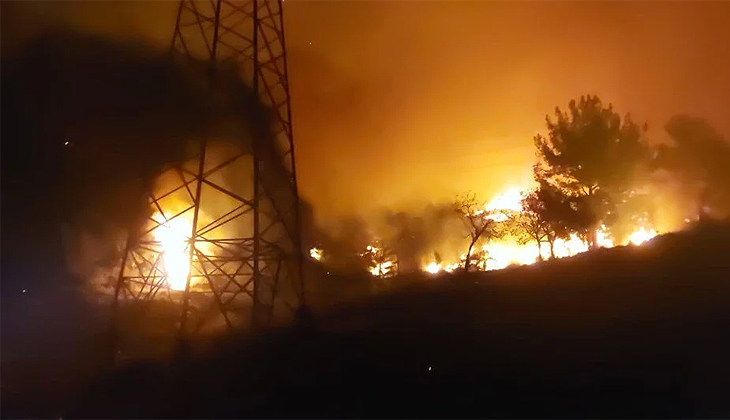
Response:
[362,242,398,279]
[455,192,503,271]
[534,95,651,248]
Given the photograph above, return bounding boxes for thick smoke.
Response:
[650,115,730,229]
[1,29,274,287]
[664,115,730,217]
[378,204,467,272]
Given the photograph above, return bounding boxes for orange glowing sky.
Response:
[3,1,730,223]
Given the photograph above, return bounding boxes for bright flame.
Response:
[310,247,323,261]
[425,262,441,274]
[444,263,459,272]
[481,243,538,270]
[550,233,589,258]
[485,187,524,213]
[424,261,460,274]
[596,225,614,248]
[629,227,657,245]
[152,214,192,291]
[484,187,524,222]
[369,260,394,277]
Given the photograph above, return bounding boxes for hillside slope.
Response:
[45,223,730,417]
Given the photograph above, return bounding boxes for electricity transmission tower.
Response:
[112,0,303,341]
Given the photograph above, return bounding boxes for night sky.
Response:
[4,1,729,223]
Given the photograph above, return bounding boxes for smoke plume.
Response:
[1,29,272,286]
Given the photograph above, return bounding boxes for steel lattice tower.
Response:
[112,0,303,341]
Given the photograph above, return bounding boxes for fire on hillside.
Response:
[148,186,659,286]
[422,186,658,275]
[308,186,659,277]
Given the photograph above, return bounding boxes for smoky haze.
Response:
[3,1,730,225]
[314,202,483,275]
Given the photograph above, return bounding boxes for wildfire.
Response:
[629,227,657,245]
[481,243,538,271]
[444,263,459,272]
[310,247,323,261]
[152,214,192,291]
[596,225,614,248]
[552,234,589,258]
[423,187,658,275]
[484,187,524,217]
[363,244,398,278]
[309,185,659,279]
[425,262,441,274]
[369,260,394,277]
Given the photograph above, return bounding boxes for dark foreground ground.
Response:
[4,222,730,418]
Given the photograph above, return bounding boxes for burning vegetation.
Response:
[310,183,661,279]
[308,95,729,280]
[361,243,399,279]
[4,31,729,304]
[63,89,725,295]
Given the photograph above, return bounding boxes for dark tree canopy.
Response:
[507,185,571,260]
[534,95,650,246]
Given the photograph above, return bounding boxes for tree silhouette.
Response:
[506,184,575,261]
[384,211,427,274]
[455,192,501,271]
[656,115,730,220]
[505,187,564,260]
[534,95,650,248]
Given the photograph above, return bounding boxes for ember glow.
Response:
[152,213,192,291]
